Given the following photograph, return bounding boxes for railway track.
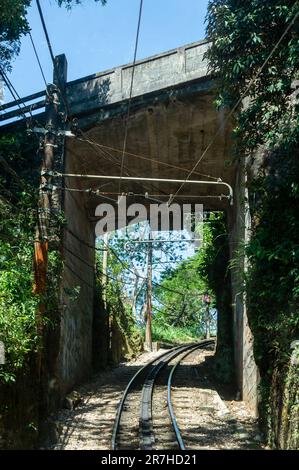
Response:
[111,340,214,450]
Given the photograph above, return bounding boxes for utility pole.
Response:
[102,232,109,308]
[206,304,211,340]
[145,227,153,351]
[33,55,67,310]
[102,232,113,356]
[202,292,211,340]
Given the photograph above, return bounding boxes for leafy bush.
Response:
[206,0,299,445]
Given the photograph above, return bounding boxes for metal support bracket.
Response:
[30,127,75,137]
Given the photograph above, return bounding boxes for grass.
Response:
[150,322,203,345]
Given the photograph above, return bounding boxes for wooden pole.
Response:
[102,232,109,308]
[33,56,67,379]
[145,228,153,351]
[206,305,211,339]
[33,54,67,296]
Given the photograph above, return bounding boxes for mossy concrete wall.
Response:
[228,161,259,416]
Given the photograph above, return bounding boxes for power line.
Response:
[119,0,144,192]
[35,0,55,64]
[52,170,233,202]
[76,137,219,181]
[76,129,139,179]
[29,31,48,89]
[0,67,33,124]
[35,0,71,117]
[168,8,299,205]
[101,237,188,297]
[63,185,118,204]
[63,243,135,289]
[75,132,170,204]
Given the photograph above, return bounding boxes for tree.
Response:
[97,223,185,324]
[152,216,225,341]
[206,0,299,155]
[206,0,299,446]
[0,1,31,71]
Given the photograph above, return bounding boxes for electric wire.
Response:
[77,137,219,182]
[63,243,136,289]
[35,0,71,117]
[0,67,34,124]
[169,8,299,205]
[75,131,170,204]
[119,0,144,192]
[101,238,188,297]
[35,0,55,64]
[28,31,48,89]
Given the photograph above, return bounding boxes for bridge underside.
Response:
[0,39,258,418]
[65,80,235,222]
[60,81,243,396]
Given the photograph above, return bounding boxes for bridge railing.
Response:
[0,89,46,125]
[0,39,210,127]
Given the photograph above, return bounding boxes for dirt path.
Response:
[172,347,262,449]
[48,347,262,450]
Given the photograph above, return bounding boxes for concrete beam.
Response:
[66,40,210,120]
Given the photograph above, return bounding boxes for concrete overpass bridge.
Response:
[0,39,258,414]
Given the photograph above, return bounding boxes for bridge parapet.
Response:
[66,40,210,116]
[0,40,210,127]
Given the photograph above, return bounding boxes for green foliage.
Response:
[206,0,299,156]
[0,0,31,70]
[0,239,39,383]
[57,0,106,8]
[95,225,198,353]
[106,282,143,363]
[100,225,185,322]
[153,250,210,333]
[0,131,62,384]
[206,0,299,445]
[245,144,299,371]
[0,133,39,383]
[95,239,143,364]
[152,214,227,343]
[150,320,200,345]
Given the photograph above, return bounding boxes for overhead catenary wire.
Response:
[52,170,233,202]
[63,185,118,204]
[35,0,71,117]
[28,31,48,89]
[76,130,132,177]
[168,7,299,205]
[119,0,144,193]
[33,0,170,296]
[35,0,55,64]
[52,225,189,298]
[100,237,188,297]
[0,7,232,311]
[0,67,34,123]
[65,230,189,297]
[73,188,229,201]
[76,137,220,182]
[75,131,171,204]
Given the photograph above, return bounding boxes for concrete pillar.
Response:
[228,158,259,415]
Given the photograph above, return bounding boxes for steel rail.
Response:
[167,340,214,450]
[112,340,214,450]
[139,340,213,450]
[111,344,185,450]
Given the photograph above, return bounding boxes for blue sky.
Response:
[5,0,209,101]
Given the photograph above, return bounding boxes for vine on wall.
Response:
[206,0,299,447]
